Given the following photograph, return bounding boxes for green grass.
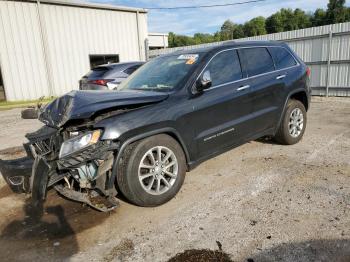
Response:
[0,97,55,111]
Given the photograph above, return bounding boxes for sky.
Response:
[89,0,350,35]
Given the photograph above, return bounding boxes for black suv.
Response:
[1,41,311,211]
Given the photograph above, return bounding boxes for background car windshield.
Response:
[119,54,202,91]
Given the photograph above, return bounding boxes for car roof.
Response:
[166,41,286,56]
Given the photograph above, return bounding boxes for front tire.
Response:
[274,99,307,145]
[117,134,186,207]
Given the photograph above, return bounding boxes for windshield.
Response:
[118,54,203,91]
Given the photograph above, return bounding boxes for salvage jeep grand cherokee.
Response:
[0,41,311,211]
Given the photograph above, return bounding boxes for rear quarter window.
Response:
[269,47,297,70]
[239,47,275,77]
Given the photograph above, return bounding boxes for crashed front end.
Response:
[0,90,168,211]
[1,125,119,212]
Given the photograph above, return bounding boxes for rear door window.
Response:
[269,47,297,70]
[239,47,275,77]
[205,50,242,87]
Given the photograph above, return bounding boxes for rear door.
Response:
[191,49,255,159]
[238,47,284,133]
[268,46,300,101]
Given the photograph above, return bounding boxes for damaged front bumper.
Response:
[0,127,120,212]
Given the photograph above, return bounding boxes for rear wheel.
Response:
[274,99,307,145]
[117,134,186,207]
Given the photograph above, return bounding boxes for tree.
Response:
[220,20,236,40]
[312,8,328,26]
[193,33,216,45]
[232,24,245,39]
[213,31,221,42]
[168,32,176,48]
[168,32,196,48]
[294,9,312,29]
[244,16,266,36]
[279,8,298,31]
[266,12,284,33]
[327,0,348,23]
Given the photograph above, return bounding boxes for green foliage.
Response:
[244,16,267,36]
[312,8,328,26]
[294,9,312,29]
[232,24,245,39]
[168,0,350,48]
[266,12,284,33]
[220,20,236,40]
[327,0,348,23]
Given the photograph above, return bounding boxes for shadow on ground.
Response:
[246,239,350,262]
[0,190,114,261]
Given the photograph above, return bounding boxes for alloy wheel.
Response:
[288,108,304,138]
[138,146,178,195]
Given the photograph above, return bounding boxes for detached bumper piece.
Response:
[31,156,51,205]
[54,184,118,212]
[0,156,33,193]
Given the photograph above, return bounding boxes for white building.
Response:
[0,0,148,101]
[148,33,168,50]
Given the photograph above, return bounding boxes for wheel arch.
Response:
[275,89,309,135]
[108,128,190,191]
[290,90,309,111]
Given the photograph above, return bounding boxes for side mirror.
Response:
[196,70,212,92]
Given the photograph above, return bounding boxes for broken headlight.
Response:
[59,130,101,159]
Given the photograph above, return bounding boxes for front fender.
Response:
[106,127,190,191]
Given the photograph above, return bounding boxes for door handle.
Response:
[237,85,250,91]
[276,74,287,80]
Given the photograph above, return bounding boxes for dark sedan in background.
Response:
[79,61,144,90]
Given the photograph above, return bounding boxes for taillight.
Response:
[306,67,311,77]
[88,79,113,86]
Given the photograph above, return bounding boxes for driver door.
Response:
[189,49,255,159]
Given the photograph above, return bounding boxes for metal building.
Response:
[149,22,350,97]
[0,0,148,101]
[148,33,169,50]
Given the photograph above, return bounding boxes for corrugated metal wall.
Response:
[0,0,148,101]
[149,22,350,97]
[0,1,49,100]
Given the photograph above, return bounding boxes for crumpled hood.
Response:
[39,90,169,127]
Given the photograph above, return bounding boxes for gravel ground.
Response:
[0,97,349,262]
